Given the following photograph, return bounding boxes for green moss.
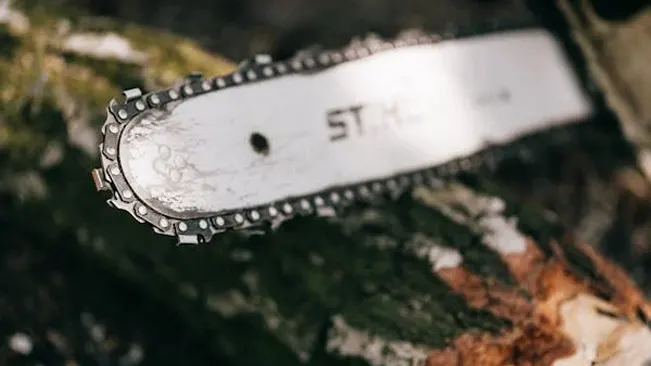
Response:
[60,51,144,91]
[403,191,520,288]
[461,175,565,257]
[217,199,514,358]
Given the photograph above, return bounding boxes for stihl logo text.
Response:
[326,100,426,141]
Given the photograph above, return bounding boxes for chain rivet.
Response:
[178,222,188,232]
[135,100,145,111]
[215,216,225,227]
[110,166,120,175]
[276,64,287,73]
[318,54,329,65]
[291,61,302,70]
[263,67,273,77]
[344,190,354,200]
[122,189,133,199]
[216,78,226,88]
[168,90,179,99]
[282,203,293,214]
[249,210,260,221]
[314,196,324,206]
[160,218,169,228]
[234,213,244,224]
[117,109,128,119]
[246,70,257,80]
[300,199,310,210]
[108,124,119,134]
[183,85,193,95]
[232,73,243,83]
[268,207,278,217]
[149,94,161,105]
[201,81,211,91]
[137,205,148,215]
[330,192,340,203]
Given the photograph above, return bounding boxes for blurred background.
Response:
[1,0,650,365]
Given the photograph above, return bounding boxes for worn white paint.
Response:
[326,315,429,366]
[62,33,147,63]
[119,28,592,217]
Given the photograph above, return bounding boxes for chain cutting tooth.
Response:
[122,88,143,102]
[91,168,110,191]
[253,54,273,65]
[239,54,273,69]
[181,72,212,97]
[174,219,212,245]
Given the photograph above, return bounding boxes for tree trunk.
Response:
[2,1,651,365]
[557,0,651,182]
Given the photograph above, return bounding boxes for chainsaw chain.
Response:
[93,22,590,245]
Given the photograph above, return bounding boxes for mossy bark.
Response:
[557,0,651,182]
[2,2,651,365]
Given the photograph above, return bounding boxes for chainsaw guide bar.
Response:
[92,24,594,245]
